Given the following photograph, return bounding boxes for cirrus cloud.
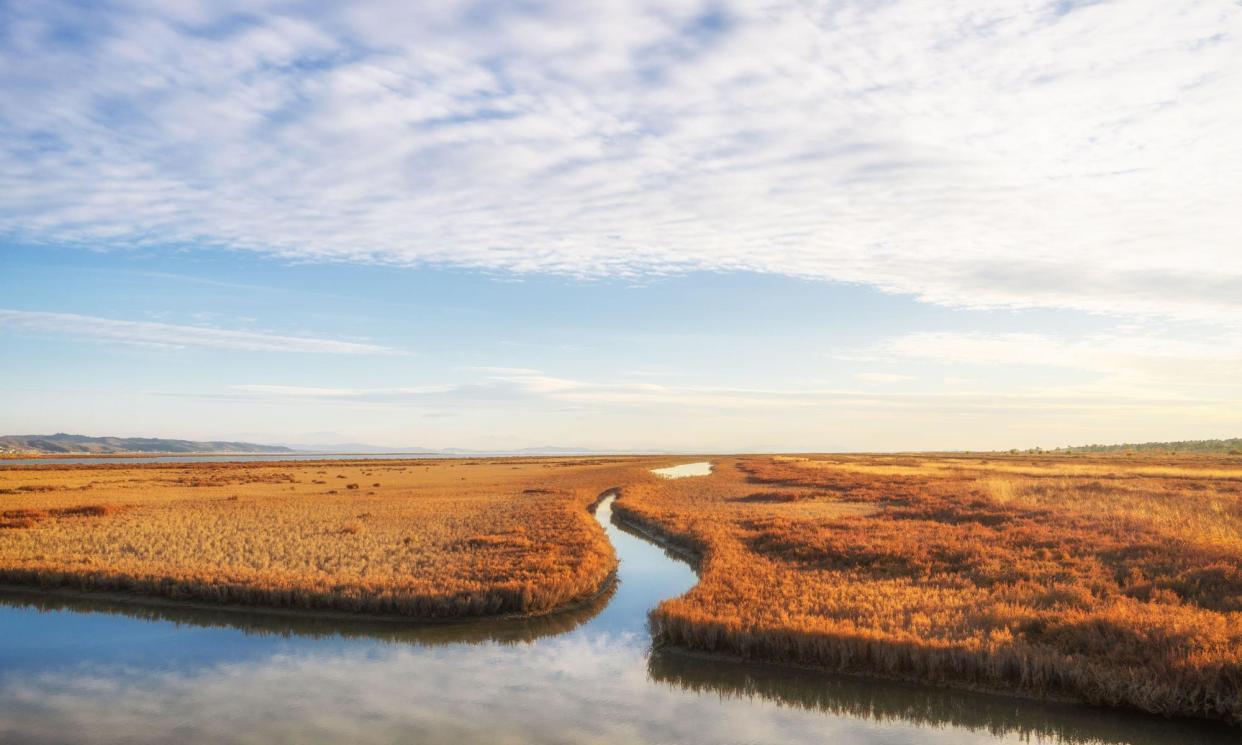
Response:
[0,1,1240,323]
[0,309,396,354]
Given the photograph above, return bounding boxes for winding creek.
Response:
[0,463,1236,743]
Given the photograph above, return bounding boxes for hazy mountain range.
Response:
[274,442,641,455]
[0,433,295,454]
[0,433,669,456]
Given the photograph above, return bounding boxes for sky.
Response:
[1,0,1240,452]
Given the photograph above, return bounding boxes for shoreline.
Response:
[0,571,620,626]
[0,452,436,460]
[649,645,1242,736]
[606,492,1242,728]
[0,454,650,470]
[0,489,626,626]
[0,491,640,629]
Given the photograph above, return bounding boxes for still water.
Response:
[651,461,714,478]
[0,494,1235,743]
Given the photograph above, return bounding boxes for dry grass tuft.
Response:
[1,503,118,528]
[57,503,117,517]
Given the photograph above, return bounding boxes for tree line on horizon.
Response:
[1050,438,1242,455]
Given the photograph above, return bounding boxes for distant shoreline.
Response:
[0,451,421,460]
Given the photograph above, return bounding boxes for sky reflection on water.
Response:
[651,461,713,479]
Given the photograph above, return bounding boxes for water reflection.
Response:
[648,650,1237,745]
[0,495,1235,744]
[0,582,614,647]
[651,461,713,478]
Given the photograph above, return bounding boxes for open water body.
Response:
[0,464,1235,743]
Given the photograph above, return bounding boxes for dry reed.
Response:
[615,454,1242,724]
[0,457,662,618]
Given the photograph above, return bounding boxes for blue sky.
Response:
[1,1,1240,451]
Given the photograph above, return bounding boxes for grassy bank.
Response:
[619,454,1242,724]
[0,457,661,618]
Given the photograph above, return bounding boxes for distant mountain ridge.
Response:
[281,442,668,456]
[275,442,440,454]
[0,434,671,456]
[0,433,296,454]
[1054,437,1242,454]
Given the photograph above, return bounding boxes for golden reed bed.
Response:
[615,454,1242,724]
[0,457,665,618]
[2,452,1240,723]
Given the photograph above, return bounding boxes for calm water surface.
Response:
[651,461,714,478]
[0,488,1235,743]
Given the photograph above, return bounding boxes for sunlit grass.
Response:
[617,454,1242,723]
[0,457,652,618]
[5,451,1240,722]
[789,455,1242,480]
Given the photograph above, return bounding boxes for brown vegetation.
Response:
[4,451,1240,722]
[0,457,663,618]
[614,454,1242,724]
[1,503,117,528]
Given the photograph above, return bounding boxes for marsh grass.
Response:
[5,452,1240,721]
[621,454,1242,723]
[0,458,661,618]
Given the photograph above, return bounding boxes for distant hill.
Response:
[0,434,669,456]
[0,433,296,455]
[282,442,668,456]
[1054,438,1242,455]
[277,442,440,454]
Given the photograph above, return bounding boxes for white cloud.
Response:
[874,329,1242,381]
[855,372,915,384]
[1,1,1240,322]
[0,309,396,354]
[231,384,452,396]
[18,362,1239,450]
[222,367,1231,413]
[864,329,1242,406]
